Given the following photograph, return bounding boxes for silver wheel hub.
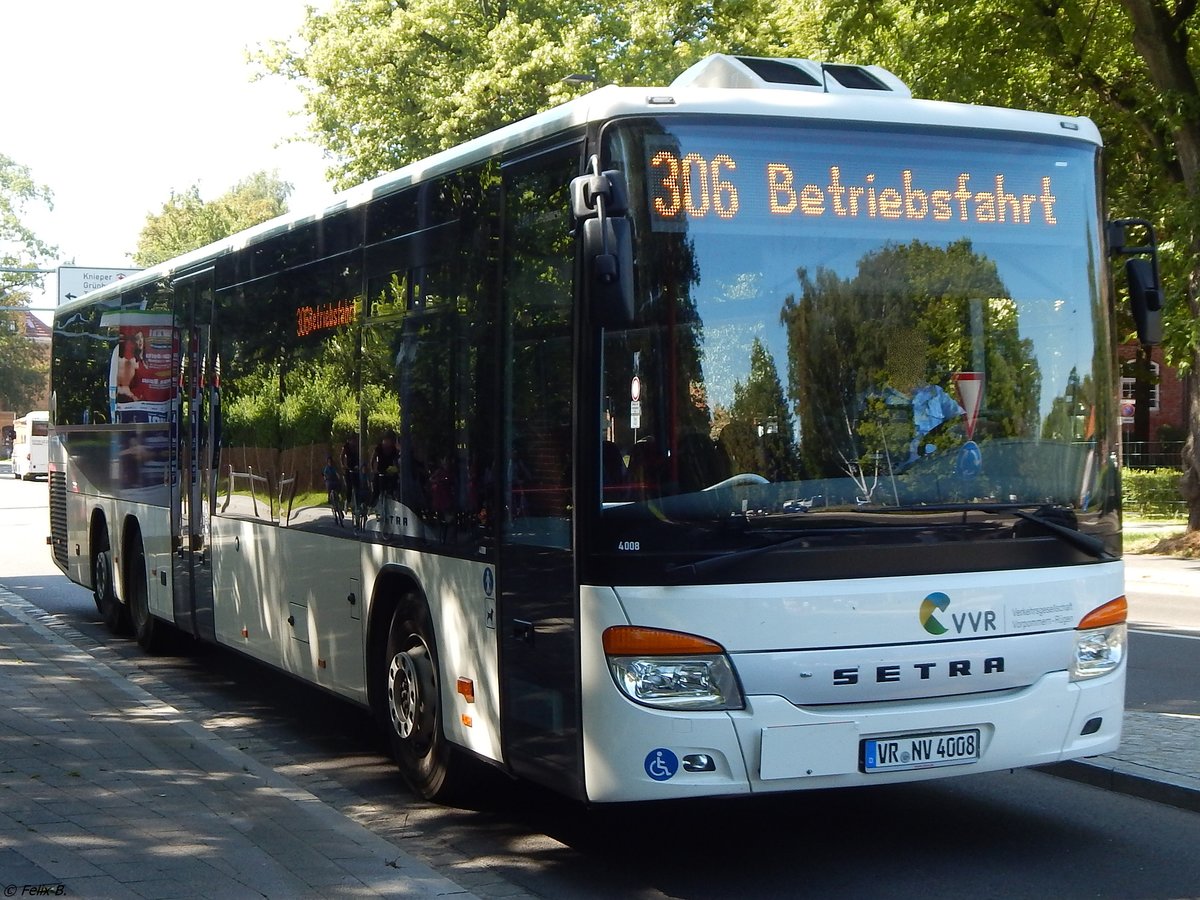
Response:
[387,647,421,739]
[95,551,111,599]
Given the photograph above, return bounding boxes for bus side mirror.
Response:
[1108,217,1163,346]
[582,216,634,327]
[1126,258,1162,345]
[572,167,635,327]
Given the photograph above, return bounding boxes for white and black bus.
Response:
[50,55,1159,803]
[12,410,50,480]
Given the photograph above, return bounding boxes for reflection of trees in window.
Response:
[502,152,578,540]
[219,255,362,507]
[781,239,1040,481]
[1043,367,1100,441]
[604,125,722,496]
[717,337,800,481]
[361,163,498,542]
[360,323,402,437]
[52,303,111,426]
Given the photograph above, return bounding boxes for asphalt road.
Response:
[3,474,1199,899]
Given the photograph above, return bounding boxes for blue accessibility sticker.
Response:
[644,747,679,781]
[483,568,494,597]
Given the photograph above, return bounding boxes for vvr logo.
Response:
[919,591,998,636]
[919,591,950,635]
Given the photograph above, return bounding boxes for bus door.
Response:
[497,145,584,797]
[171,269,217,641]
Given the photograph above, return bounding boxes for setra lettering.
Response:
[833,656,1006,686]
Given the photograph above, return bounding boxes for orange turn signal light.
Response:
[602,625,725,657]
[1078,596,1127,629]
[456,677,475,703]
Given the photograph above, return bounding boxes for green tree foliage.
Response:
[255,0,795,187]
[785,0,1200,526]
[722,338,801,480]
[133,171,293,267]
[0,153,56,412]
[782,240,1039,483]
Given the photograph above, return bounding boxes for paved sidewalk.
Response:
[1046,709,1200,813]
[1041,549,1200,813]
[0,587,476,900]
[1,579,1196,900]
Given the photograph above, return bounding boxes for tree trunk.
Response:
[1119,0,1200,530]
[1183,340,1200,531]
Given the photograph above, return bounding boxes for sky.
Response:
[2,0,336,313]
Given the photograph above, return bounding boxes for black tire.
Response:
[91,548,108,613]
[127,539,166,654]
[381,605,465,801]
[93,547,130,634]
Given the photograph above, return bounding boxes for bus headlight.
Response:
[603,626,745,710]
[1070,624,1126,681]
[1070,597,1127,681]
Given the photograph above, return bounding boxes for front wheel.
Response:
[381,606,466,801]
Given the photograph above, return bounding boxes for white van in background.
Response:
[11,411,49,480]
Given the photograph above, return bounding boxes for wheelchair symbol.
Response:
[644,748,679,781]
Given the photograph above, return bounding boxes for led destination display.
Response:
[643,128,1084,237]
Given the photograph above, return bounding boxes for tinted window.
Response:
[360,165,500,551]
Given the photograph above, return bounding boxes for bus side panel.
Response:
[211,517,365,699]
[50,430,173,616]
[57,468,93,587]
[124,503,174,623]
[360,545,503,764]
[208,518,502,763]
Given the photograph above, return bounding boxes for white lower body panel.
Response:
[580,582,1123,803]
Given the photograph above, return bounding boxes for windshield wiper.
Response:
[870,502,1116,562]
[1010,508,1115,561]
[667,532,818,577]
[666,504,1115,577]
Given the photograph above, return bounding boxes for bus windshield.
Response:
[594,117,1117,576]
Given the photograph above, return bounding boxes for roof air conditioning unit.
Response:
[671,54,911,98]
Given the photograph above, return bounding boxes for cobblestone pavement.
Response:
[1047,708,1200,812]
[0,586,478,899]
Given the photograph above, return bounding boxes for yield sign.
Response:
[952,372,985,439]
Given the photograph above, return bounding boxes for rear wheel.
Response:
[381,605,466,801]
[93,547,129,633]
[127,539,166,653]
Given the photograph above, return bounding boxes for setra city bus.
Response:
[49,54,1161,803]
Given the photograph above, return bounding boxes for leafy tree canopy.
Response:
[0,153,56,412]
[133,171,293,267]
[1,153,56,270]
[255,0,797,187]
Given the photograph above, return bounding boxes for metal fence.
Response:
[1121,440,1185,470]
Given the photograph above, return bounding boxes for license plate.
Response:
[862,729,980,772]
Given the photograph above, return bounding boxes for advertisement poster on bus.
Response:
[99,311,177,423]
[98,311,178,489]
